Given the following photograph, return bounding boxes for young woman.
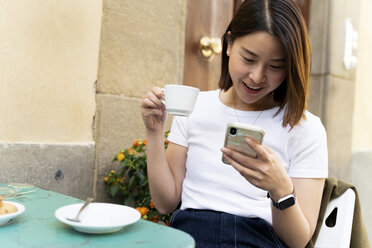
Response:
[141,0,328,247]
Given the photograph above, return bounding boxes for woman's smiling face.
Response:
[227,31,287,110]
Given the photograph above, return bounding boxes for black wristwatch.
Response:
[267,189,296,210]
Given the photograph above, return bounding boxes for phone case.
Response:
[222,122,265,164]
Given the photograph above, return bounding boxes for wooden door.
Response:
[183,0,238,91]
[183,0,310,91]
[295,0,311,26]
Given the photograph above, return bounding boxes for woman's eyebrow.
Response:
[241,47,258,57]
[241,47,286,62]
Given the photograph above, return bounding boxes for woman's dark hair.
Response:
[219,0,311,128]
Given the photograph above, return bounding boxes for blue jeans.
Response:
[170,209,289,248]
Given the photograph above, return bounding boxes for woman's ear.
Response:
[226,31,232,55]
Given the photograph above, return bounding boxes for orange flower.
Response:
[136,207,149,217]
[149,215,158,222]
[117,153,125,161]
[132,140,140,147]
[165,139,169,144]
[150,199,154,208]
[143,139,147,145]
[128,147,136,155]
[104,176,109,183]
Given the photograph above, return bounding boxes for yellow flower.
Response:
[110,170,116,174]
[117,153,125,161]
[104,176,109,183]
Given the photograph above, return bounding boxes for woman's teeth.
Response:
[243,83,261,91]
[247,85,261,90]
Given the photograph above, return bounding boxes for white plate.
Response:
[55,203,141,234]
[0,201,26,226]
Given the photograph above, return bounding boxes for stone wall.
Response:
[309,0,371,243]
[308,0,359,182]
[94,0,187,201]
[0,142,94,199]
[352,0,372,241]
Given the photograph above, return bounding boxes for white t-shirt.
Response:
[167,89,328,224]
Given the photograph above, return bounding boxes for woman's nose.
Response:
[248,66,266,83]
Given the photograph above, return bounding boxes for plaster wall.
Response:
[0,0,100,142]
[0,0,101,199]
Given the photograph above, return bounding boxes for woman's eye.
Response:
[270,65,285,70]
[243,57,254,63]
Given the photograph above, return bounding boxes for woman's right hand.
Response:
[141,87,167,132]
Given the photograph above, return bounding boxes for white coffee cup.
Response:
[162,84,200,116]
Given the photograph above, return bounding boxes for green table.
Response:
[0,184,195,248]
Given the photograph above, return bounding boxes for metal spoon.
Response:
[66,197,93,222]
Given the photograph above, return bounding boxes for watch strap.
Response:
[267,188,296,210]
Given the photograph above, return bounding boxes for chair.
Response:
[314,188,356,248]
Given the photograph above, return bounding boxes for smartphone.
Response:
[222,122,265,164]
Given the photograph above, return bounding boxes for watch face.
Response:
[278,196,295,210]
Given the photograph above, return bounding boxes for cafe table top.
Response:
[0,184,195,248]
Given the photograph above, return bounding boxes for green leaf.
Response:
[128,176,136,188]
[124,196,133,206]
[110,183,120,197]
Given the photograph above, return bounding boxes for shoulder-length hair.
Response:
[219,0,311,128]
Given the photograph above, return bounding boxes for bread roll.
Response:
[0,196,17,215]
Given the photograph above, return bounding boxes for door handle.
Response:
[199,36,222,58]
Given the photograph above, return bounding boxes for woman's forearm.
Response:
[146,130,180,214]
[272,203,312,248]
[271,178,324,248]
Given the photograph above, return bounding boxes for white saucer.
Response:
[55,203,141,234]
[0,201,26,226]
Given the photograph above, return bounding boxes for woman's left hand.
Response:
[221,137,293,201]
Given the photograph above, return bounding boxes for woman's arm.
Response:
[221,138,325,248]
[271,178,324,248]
[141,87,187,214]
[146,136,187,214]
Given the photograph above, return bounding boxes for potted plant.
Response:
[104,131,171,224]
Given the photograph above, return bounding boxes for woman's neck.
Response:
[219,87,278,111]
